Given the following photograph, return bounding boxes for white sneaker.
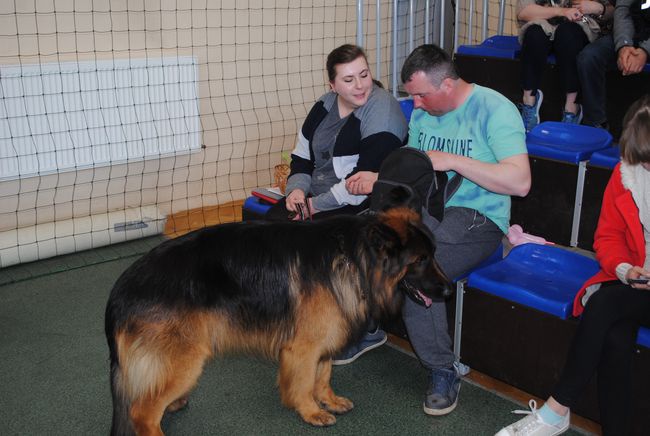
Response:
[495,400,570,436]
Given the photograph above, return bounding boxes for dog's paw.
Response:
[302,409,337,427]
[321,396,354,415]
[166,397,189,413]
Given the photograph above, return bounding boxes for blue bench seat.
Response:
[456,35,521,59]
[526,122,612,164]
[467,243,600,320]
[242,196,272,220]
[588,144,620,170]
[638,327,650,349]
[521,122,613,247]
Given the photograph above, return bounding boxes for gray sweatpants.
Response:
[402,207,503,370]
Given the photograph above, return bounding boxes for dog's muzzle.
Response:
[399,279,433,307]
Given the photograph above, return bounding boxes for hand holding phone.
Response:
[629,276,650,284]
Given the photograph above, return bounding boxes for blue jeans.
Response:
[577,34,617,127]
[402,207,503,370]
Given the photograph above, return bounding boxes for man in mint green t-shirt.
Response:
[400,44,531,417]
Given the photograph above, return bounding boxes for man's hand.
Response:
[345,171,378,195]
[618,46,647,75]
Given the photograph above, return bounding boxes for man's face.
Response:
[403,71,450,117]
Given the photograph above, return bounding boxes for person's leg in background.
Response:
[519,24,553,131]
[577,34,616,129]
[552,21,589,123]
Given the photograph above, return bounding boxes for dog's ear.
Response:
[366,222,403,275]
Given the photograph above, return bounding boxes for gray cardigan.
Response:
[614,0,650,54]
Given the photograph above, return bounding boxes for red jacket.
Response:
[573,163,646,316]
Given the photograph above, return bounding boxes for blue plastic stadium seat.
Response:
[242,195,272,219]
[456,35,521,59]
[526,122,613,164]
[399,98,414,122]
[638,326,650,348]
[589,144,620,169]
[467,243,600,319]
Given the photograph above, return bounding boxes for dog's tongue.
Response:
[418,290,433,307]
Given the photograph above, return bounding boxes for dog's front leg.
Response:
[314,358,354,414]
[278,344,336,426]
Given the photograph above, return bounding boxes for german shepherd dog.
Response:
[105,207,451,435]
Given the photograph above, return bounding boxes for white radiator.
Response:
[0,56,200,180]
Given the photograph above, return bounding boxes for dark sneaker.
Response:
[520,89,544,132]
[332,328,387,365]
[561,104,583,125]
[423,366,461,416]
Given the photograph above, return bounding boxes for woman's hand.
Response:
[562,7,583,21]
[572,0,603,16]
[346,171,378,195]
[626,266,650,290]
[285,189,306,213]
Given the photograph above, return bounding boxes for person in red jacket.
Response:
[496,94,650,436]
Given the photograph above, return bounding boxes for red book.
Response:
[251,188,284,204]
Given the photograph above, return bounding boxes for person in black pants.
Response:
[579,0,650,130]
[516,0,610,131]
[496,94,650,436]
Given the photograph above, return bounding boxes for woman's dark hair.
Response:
[619,94,650,165]
[326,44,369,82]
[401,44,458,87]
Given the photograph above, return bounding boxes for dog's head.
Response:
[370,207,453,308]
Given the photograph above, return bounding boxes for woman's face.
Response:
[330,56,373,114]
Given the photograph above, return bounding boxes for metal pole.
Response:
[440,0,446,50]
[392,0,399,97]
[357,0,364,47]
[376,0,382,80]
[409,0,415,54]
[425,0,431,45]
[453,0,460,51]
[498,0,506,35]
[468,0,475,44]
[482,0,489,41]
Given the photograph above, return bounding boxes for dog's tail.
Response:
[109,356,135,436]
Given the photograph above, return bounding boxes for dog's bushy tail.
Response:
[109,357,135,436]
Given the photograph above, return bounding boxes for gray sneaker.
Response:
[423,366,461,416]
[332,328,387,365]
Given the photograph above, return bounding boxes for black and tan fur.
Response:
[105,207,450,435]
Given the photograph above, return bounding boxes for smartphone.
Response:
[629,277,650,284]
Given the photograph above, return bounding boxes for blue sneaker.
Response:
[561,104,583,125]
[520,89,544,132]
[423,366,461,416]
[332,328,387,365]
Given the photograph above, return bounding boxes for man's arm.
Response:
[614,0,637,52]
[425,151,531,197]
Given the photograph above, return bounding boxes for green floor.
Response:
[0,236,584,435]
